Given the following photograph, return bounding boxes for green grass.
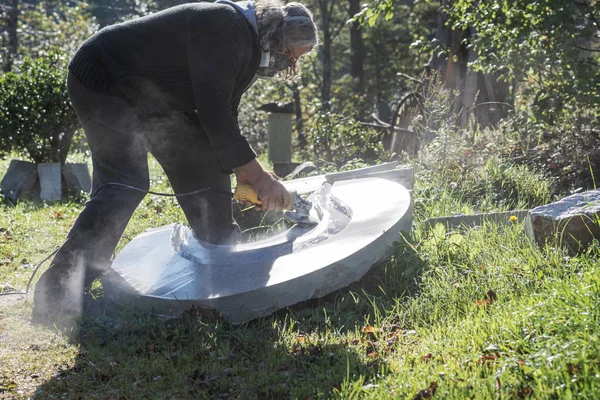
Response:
[1,153,599,399]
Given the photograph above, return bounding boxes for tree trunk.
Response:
[291,84,307,149]
[431,0,510,128]
[348,0,365,93]
[374,28,391,122]
[318,0,332,111]
[4,0,19,72]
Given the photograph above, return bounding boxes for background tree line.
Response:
[1,0,598,189]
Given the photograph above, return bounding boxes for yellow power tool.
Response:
[233,184,317,225]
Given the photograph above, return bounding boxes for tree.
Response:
[1,0,19,72]
[446,0,600,121]
[348,0,365,93]
[1,0,98,71]
[0,53,79,164]
[311,0,348,111]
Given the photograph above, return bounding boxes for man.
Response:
[33,0,319,321]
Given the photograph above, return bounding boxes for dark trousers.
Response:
[48,73,237,289]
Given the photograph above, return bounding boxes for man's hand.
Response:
[233,159,291,211]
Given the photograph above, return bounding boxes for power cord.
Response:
[0,183,234,297]
[0,248,59,297]
[92,182,234,199]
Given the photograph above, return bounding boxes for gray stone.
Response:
[267,113,293,164]
[284,161,317,180]
[62,163,92,194]
[325,161,398,183]
[103,177,413,323]
[273,162,300,178]
[525,190,600,252]
[282,163,412,194]
[0,160,38,202]
[37,162,62,201]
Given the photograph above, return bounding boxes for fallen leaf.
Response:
[296,335,306,344]
[55,210,63,219]
[387,332,399,346]
[362,326,376,334]
[413,381,437,400]
[477,354,498,365]
[422,353,433,361]
[517,386,533,397]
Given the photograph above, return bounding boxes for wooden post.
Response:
[267,112,293,164]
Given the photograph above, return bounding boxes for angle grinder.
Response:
[233,184,318,226]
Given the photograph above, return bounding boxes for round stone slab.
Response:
[102,177,413,323]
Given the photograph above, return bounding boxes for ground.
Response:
[1,154,599,399]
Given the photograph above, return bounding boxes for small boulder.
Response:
[0,160,38,202]
[62,163,92,194]
[37,162,62,201]
[526,190,600,252]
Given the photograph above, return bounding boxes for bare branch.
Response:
[328,0,338,21]
[331,15,347,41]
[575,45,600,53]
[396,72,424,85]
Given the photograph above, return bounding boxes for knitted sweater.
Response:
[68,2,260,171]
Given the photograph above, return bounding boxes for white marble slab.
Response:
[103,177,413,323]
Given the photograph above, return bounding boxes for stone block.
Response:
[0,160,38,202]
[273,162,300,178]
[525,190,600,252]
[62,163,92,194]
[285,161,317,180]
[267,113,293,164]
[37,162,62,201]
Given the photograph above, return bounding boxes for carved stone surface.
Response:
[37,163,62,201]
[62,163,92,194]
[103,177,413,323]
[0,160,38,202]
[526,190,600,251]
[282,162,412,194]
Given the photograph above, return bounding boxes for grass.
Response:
[1,152,599,399]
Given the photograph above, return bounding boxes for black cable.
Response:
[92,182,234,199]
[0,248,59,297]
[0,184,233,297]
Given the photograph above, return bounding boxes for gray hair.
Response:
[255,0,319,81]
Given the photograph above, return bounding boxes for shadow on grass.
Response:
[34,238,425,399]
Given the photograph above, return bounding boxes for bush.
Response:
[506,109,600,196]
[0,52,79,164]
[305,110,385,169]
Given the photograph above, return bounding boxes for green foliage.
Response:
[0,52,79,164]
[506,108,600,195]
[305,109,385,169]
[353,0,395,27]
[445,0,600,117]
[4,0,99,69]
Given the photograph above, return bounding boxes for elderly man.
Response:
[33,0,319,321]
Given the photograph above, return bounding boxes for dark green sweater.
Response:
[69,2,260,171]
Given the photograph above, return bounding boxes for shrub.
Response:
[0,52,79,164]
[305,110,385,169]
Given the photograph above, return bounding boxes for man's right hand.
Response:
[233,159,291,211]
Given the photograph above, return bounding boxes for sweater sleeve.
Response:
[187,31,256,171]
